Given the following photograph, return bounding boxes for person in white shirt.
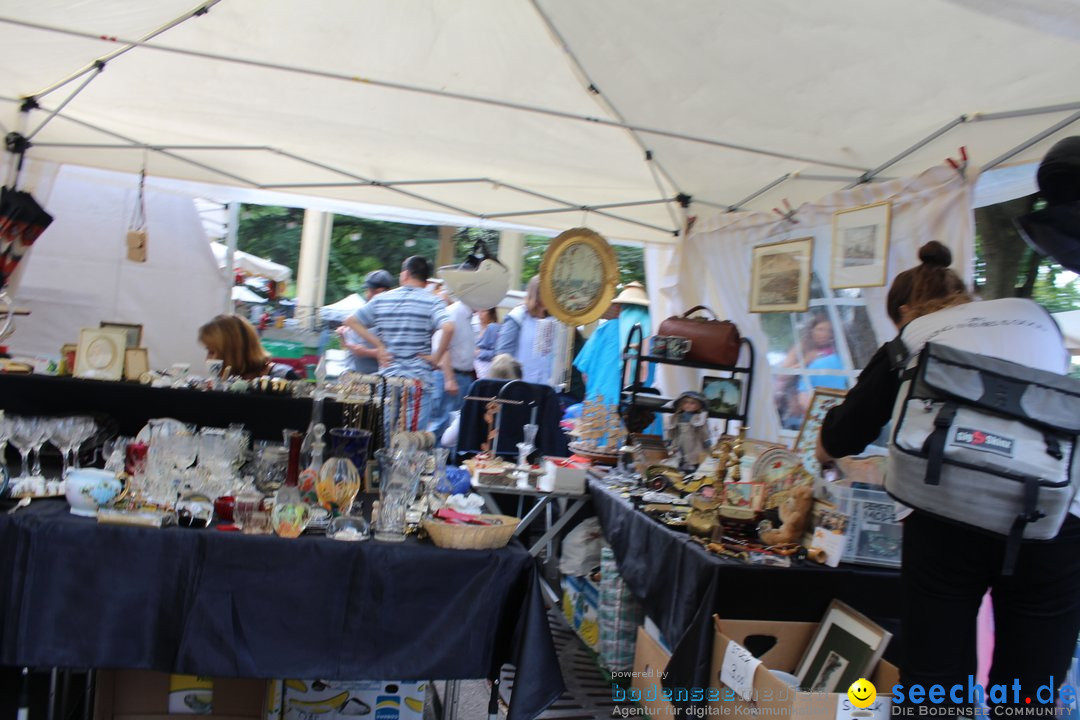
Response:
[427,295,476,437]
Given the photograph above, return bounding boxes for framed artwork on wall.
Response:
[750,237,813,313]
[831,201,891,289]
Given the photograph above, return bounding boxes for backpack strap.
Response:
[885,335,914,379]
[921,401,957,486]
[1003,477,1047,576]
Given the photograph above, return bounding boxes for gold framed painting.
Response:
[74,327,128,380]
[793,387,847,480]
[831,200,891,289]
[538,227,619,325]
[100,321,143,349]
[749,237,813,313]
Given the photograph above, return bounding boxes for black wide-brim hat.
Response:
[1016,136,1080,273]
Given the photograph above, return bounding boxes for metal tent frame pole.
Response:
[0,14,868,173]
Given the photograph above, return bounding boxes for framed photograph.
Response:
[831,201,892,288]
[793,387,847,480]
[750,237,813,313]
[794,599,892,692]
[74,327,128,380]
[364,459,381,493]
[100,321,143,349]
[124,347,149,381]
[701,376,742,417]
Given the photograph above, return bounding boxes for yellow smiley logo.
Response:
[847,678,876,708]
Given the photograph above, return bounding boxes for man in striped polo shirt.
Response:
[343,255,452,433]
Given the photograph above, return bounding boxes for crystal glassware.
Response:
[8,416,42,484]
[373,448,425,542]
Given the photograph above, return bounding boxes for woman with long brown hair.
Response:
[198,314,299,380]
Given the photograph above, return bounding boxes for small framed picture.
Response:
[795,599,892,692]
[831,201,892,289]
[100,321,143,349]
[74,327,128,380]
[124,347,149,381]
[701,376,742,417]
[365,459,381,493]
[750,237,813,313]
[60,343,78,375]
[793,387,847,480]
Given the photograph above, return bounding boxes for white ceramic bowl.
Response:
[65,468,123,517]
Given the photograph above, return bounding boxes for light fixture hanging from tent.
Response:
[439,238,510,310]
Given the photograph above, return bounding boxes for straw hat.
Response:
[613,281,649,306]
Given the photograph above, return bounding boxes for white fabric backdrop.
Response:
[8,164,229,370]
[653,164,976,443]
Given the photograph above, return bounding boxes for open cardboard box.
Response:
[94,670,267,720]
[710,616,898,719]
[625,625,678,717]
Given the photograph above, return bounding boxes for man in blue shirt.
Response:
[343,256,451,432]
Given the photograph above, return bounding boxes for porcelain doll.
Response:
[665,391,710,471]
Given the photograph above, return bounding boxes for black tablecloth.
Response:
[0,501,563,720]
[0,373,343,441]
[588,477,902,694]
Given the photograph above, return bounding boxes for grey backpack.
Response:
[885,340,1080,574]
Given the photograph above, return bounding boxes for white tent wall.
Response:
[0,2,1077,245]
[8,163,228,370]
[658,164,974,443]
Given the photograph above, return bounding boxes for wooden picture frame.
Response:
[124,347,149,381]
[793,387,847,480]
[74,327,128,380]
[794,599,892,692]
[750,237,813,313]
[100,321,143,349]
[831,201,891,289]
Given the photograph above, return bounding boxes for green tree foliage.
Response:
[326,215,438,302]
[237,204,440,303]
[974,196,1080,313]
[519,234,646,286]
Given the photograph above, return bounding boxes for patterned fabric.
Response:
[598,545,644,673]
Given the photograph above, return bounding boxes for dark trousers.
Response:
[900,511,1080,709]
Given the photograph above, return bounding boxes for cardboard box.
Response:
[541,457,587,494]
[94,670,267,720]
[621,625,678,717]
[709,617,899,718]
[281,680,426,720]
[561,574,600,651]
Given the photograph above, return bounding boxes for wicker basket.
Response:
[423,514,521,550]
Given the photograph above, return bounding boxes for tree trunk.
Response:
[976,194,1037,300]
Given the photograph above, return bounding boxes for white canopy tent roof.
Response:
[209,240,291,283]
[0,1,1077,244]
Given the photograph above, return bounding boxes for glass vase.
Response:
[373,448,424,542]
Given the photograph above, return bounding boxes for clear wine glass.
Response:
[0,411,12,484]
[8,416,41,484]
[48,417,78,479]
[70,417,98,471]
[28,417,52,479]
